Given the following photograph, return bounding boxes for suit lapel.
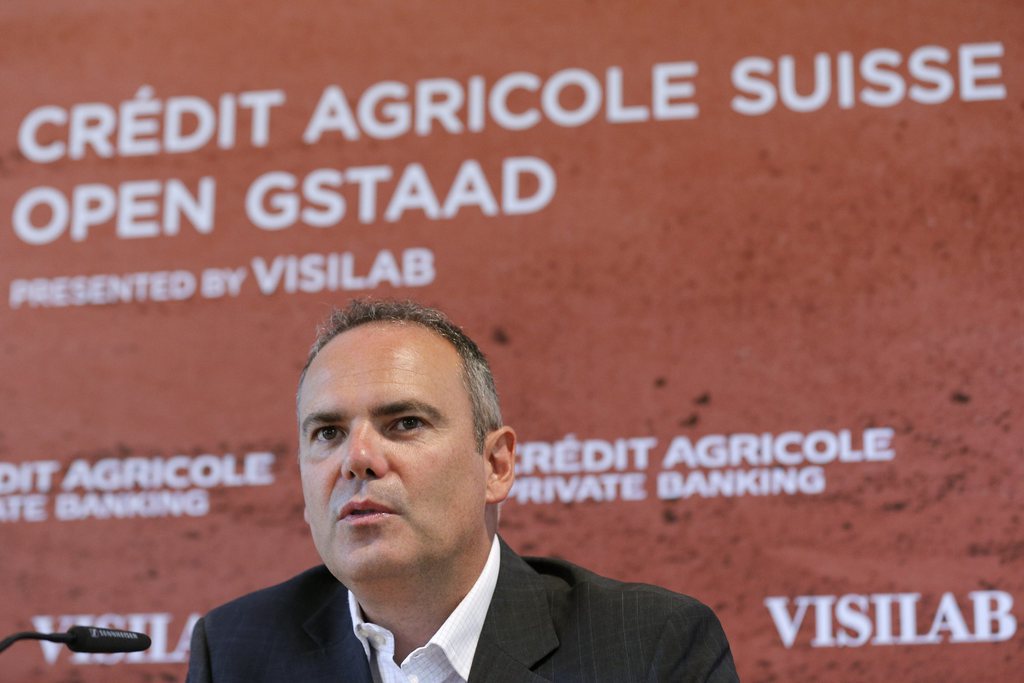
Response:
[469,539,559,683]
[299,581,374,683]
[290,543,557,683]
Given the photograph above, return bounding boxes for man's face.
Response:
[297,322,513,588]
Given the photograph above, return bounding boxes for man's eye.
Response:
[395,417,424,431]
[315,426,342,442]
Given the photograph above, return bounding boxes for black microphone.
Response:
[65,626,151,653]
[0,626,151,654]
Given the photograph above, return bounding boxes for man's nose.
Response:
[342,422,389,480]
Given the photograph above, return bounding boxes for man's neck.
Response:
[352,537,495,662]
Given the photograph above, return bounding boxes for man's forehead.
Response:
[299,322,465,406]
[316,321,457,366]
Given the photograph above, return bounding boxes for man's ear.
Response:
[483,426,516,504]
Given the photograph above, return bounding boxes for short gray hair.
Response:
[298,299,503,449]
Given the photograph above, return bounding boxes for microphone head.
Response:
[65,626,152,653]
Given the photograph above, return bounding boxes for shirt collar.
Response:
[347,535,502,679]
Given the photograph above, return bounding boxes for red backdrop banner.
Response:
[2,1,1021,681]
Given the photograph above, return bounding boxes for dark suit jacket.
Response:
[187,539,738,682]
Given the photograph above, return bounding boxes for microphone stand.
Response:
[0,631,73,654]
[1,626,151,654]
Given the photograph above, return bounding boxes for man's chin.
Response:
[328,546,411,586]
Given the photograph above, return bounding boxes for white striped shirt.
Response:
[348,536,501,683]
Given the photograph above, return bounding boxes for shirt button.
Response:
[370,635,384,648]
[409,676,419,683]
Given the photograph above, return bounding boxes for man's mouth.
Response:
[339,499,395,521]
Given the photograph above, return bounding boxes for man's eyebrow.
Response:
[300,411,345,436]
[371,401,444,423]
[299,402,444,435]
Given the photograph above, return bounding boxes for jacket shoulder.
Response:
[519,554,738,681]
[189,566,369,683]
[203,565,343,633]
[524,554,709,614]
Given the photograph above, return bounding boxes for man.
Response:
[187,299,738,682]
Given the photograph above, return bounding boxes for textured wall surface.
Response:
[1,2,1021,681]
